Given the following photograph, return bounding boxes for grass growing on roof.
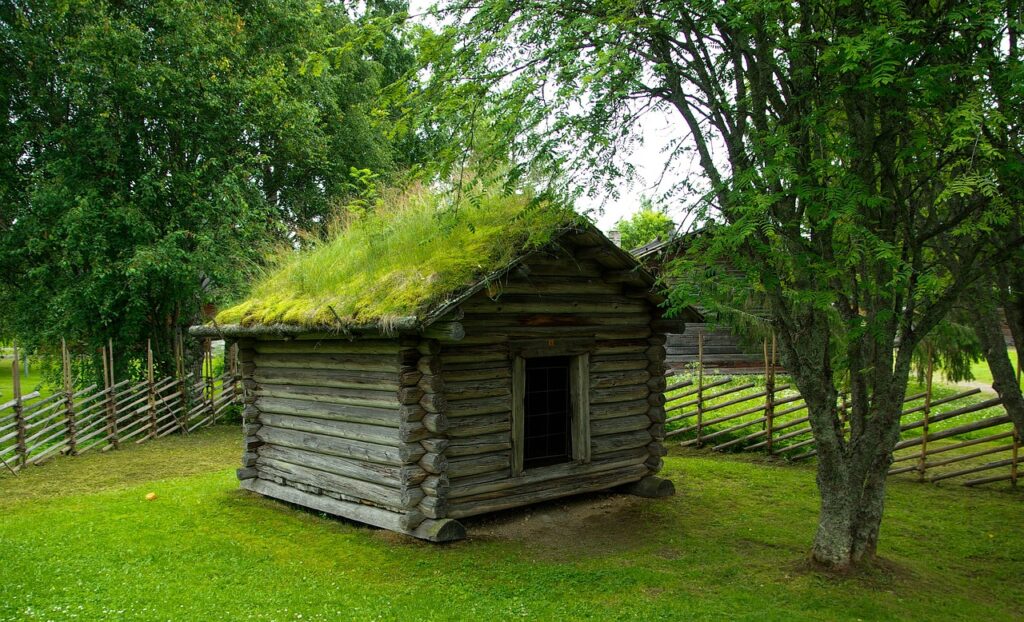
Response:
[217,185,577,328]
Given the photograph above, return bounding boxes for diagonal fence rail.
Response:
[665,333,1020,488]
[0,338,240,475]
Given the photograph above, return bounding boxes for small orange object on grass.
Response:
[145,492,157,501]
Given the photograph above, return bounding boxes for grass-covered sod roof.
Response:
[216,186,578,329]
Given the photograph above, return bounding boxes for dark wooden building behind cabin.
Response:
[632,235,772,373]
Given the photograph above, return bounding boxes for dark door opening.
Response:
[523,356,573,469]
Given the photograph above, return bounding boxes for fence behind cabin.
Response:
[665,333,1021,488]
[0,338,240,475]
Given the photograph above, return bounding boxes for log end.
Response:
[409,517,466,543]
[236,466,259,481]
[623,475,675,498]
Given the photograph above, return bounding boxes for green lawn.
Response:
[956,347,1019,386]
[1,427,1022,621]
[0,355,51,403]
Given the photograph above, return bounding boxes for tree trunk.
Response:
[970,301,1024,435]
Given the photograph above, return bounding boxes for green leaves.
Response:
[0,0,415,373]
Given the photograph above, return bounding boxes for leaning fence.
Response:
[0,338,240,475]
[665,333,1020,488]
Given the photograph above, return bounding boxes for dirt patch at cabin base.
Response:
[458,490,671,559]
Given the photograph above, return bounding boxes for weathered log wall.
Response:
[442,235,668,518]
[237,336,463,540]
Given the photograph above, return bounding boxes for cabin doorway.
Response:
[522,356,573,469]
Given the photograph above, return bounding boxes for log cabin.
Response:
[192,194,698,541]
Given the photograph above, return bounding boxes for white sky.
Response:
[574,112,692,233]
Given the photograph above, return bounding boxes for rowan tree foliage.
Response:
[0,0,413,373]
[422,0,1024,569]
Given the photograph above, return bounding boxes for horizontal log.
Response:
[496,278,624,295]
[448,446,647,502]
[591,370,650,389]
[965,472,1017,486]
[590,358,650,373]
[445,440,512,458]
[254,352,399,373]
[257,384,401,410]
[447,413,510,437]
[444,378,510,401]
[590,398,650,420]
[258,425,425,466]
[591,414,653,436]
[257,457,424,509]
[254,341,401,355]
[446,396,511,418]
[447,453,510,478]
[241,478,454,538]
[929,457,1017,483]
[258,396,401,428]
[893,413,1012,451]
[590,384,649,404]
[259,412,426,446]
[447,464,649,518]
[591,429,652,455]
[443,367,512,383]
[258,444,426,487]
[891,431,1015,464]
[254,367,398,391]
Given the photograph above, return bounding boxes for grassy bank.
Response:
[1,426,1022,621]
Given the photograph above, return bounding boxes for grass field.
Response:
[954,347,1019,386]
[0,356,50,403]
[1,426,1022,621]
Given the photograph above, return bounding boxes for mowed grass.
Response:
[0,356,51,403]
[1,427,1023,621]
[953,347,1019,386]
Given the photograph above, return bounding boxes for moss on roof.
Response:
[216,185,579,329]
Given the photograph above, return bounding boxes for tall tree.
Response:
[0,0,411,372]
[421,0,1024,569]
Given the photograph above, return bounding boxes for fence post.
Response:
[1013,359,1021,487]
[765,333,776,455]
[147,339,158,439]
[62,339,77,455]
[695,332,705,447]
[204,338,215,424]
[918,346,934,481]
[174,329,189,434]
[232,342,240,403]
[102,341,119,449]
[12,344,26,468]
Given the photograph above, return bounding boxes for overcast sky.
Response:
[406,2,698,235]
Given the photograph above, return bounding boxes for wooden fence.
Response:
[665,333,1021,488]
[0,338,240,475]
